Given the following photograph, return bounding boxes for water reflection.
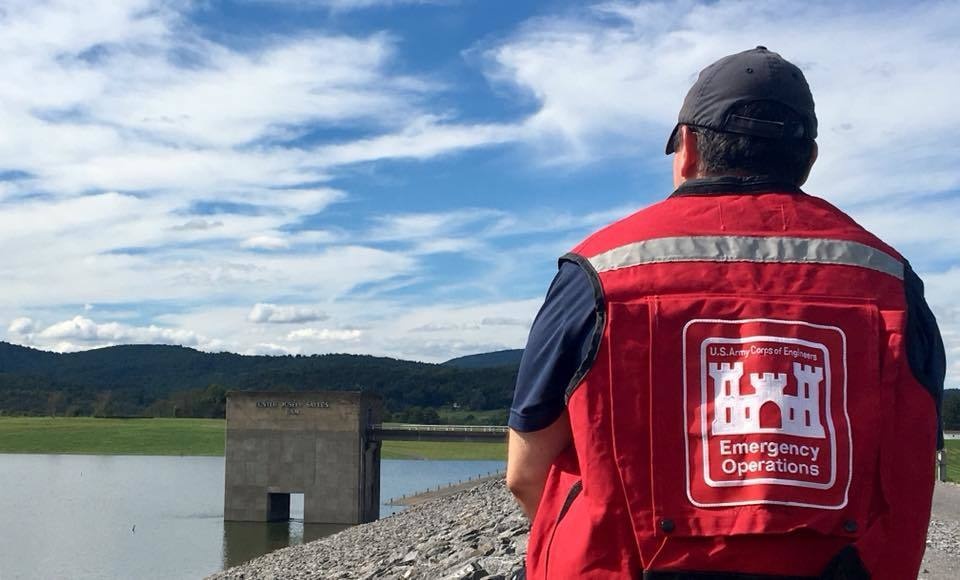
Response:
[218,459,507,569]
[0,455,504,579]
[222,521,350,569]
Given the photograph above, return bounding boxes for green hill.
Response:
[0,342,518,419]
[443,349,523,369]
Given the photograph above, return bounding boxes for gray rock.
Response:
[208,478,527,580]
[439,561,486,580]
[208,479,960,580]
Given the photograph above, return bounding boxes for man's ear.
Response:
[797,141,818,186]
[673,125,700,187]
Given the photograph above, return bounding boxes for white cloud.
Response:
[375,298,541,361]
[409,237,483,255]
[0,1,521,361]
[919,268,960,387]
[410,322,467,333]
[245,343,301,356]
[486,1,960,202]
[0,187,417,305]
[172,219,223,232]
[8,317,36,335]
[286,328,363,342]
[853,197,960,266]
[410,315,531,332]
[367,207,504,243]
[361,205,632,254]
[0,2,511,201]
[242,235,290,251]
[248,304,329,324]
[482,204,641,239]
[33,315,211,349]
[135,296,540,363]
[261,0,453,12]
[90,36,427,149]
[313,116,522,168]
[481,316,531,328]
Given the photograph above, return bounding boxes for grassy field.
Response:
[380,440,505,460]
[944,439,959,483]
[0,417,506,460]
[435,408,509,425]
[0,417,226,455]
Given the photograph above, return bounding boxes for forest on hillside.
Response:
[0,342,518,422]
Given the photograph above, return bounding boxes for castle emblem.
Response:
[709,361,825,438]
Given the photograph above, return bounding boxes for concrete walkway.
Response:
[931,481,960,521]
[919,483,960,580]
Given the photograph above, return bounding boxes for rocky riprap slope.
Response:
[210,479,527,580]
[211,480,960,580]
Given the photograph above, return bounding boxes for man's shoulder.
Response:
[569,190,906,266]
[799,192,905,262]
[571,197,677,257]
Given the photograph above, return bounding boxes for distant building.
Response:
[223,391,382,524]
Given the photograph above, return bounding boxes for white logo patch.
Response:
[683,319,852,510]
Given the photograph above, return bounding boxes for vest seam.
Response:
[560,252,606,404]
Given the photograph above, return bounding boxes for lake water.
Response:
[0,454,505,580]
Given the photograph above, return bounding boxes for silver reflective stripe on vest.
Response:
[587,235,904,279]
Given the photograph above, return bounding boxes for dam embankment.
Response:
[211,480,960,580]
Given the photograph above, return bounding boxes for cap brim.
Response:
[665,124,680,155]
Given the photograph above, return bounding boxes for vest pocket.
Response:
[543,479,583,578]
[609,295,882,544]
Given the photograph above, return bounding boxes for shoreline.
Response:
[209,478,528,580]
[0,417,507,460]
[387,472,505,506]
[212,480,960,580]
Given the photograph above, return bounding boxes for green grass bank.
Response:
[944,438,960,482]
[0,418,952,475]
[0,417,507,461]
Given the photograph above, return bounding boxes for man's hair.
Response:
[673,101,815,185]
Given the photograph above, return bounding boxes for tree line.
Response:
[0,342,518,422]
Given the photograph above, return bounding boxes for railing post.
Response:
[937,449,948,483]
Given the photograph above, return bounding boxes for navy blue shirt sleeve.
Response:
[904,264,947,449]
[509,260,598,432]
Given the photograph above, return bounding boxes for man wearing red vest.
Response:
[507,47,945,579]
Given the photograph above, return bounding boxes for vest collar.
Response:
[670,175,804,197]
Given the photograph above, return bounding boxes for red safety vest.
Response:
[525,190,938,579]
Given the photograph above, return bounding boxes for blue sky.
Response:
[0,0,957,383]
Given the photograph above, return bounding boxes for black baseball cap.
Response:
[665,46,817,154]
